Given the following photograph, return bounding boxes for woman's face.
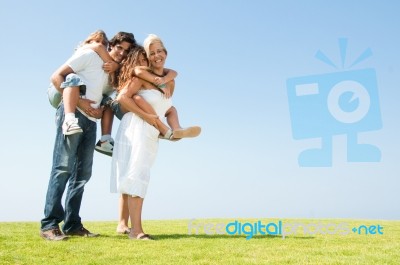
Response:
[148,42,166,69]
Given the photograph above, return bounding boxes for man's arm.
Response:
[50,64,74,93]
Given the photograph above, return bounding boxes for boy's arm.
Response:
[85,43,119,73]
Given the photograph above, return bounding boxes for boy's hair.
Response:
[143,34,168,59]
[108,32,137,51]
[83,30,109,46]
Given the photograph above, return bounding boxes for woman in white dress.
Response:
[110,35,175,240]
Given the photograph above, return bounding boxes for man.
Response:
[40,32,136,241]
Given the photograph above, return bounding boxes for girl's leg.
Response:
[164,106,182,130]
[133,95,170,135]
[62,86,82,135]
[116,194,130,233]
[164,106,202,139]
[63,86,80,114]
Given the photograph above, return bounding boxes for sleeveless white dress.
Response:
[110,89,172,198]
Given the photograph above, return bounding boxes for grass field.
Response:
[1,218,399,264]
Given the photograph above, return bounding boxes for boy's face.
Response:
[109,41,131,63]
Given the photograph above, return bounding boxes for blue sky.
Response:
[0,1,399,222]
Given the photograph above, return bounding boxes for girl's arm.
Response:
[134,67,178,86]
[84,43,119,73]
[162,68,178,84]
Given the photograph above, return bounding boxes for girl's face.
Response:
[148,42,166,69]
[138,53,149,67]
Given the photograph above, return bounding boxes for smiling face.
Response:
[148,42,167,72]
[109,41,132,63]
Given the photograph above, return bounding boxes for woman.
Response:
[110,35,175,240]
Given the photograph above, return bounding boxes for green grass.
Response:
[1,218,399,264]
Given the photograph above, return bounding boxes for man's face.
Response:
[109,41,131,63]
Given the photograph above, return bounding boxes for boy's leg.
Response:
[101,106,114,136]
[95,106,114,157]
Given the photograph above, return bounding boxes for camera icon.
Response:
[287,68,382,167]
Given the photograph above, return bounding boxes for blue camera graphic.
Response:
[287,39,382,167]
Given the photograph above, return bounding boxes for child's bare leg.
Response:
[164,106,201,139]
[95,106,114,156]
[62,86,83,135]
[133,95,170,135]
[101,106,114,136]
[164,106,181,130]
[63,86,80,114]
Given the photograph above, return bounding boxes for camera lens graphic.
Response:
[327,80,371,124]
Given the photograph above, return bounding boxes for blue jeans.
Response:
[41,104,97,233]
[101,94,125,120]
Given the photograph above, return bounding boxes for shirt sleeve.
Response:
[66,49,96,73]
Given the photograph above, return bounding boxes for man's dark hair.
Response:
[108,32,136,50]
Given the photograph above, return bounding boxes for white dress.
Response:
[110,89,172,198]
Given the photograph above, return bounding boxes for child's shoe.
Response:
[62,118,83,135]
[95,138,114,156]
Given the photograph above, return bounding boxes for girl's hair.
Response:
[114,45,148,89]
[77,30,109,49]
[143,34,167,59]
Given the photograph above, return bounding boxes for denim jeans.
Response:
[41,104,97,233]
[101,94,125,120]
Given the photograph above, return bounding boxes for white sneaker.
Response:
[62,118,83,135]
[95,138,114,156]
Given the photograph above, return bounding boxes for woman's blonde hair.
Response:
[143,34,167,59]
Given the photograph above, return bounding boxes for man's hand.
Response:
[78,98,104,119]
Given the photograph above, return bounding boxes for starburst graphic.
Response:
[315,38,373,69]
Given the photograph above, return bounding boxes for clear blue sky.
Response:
[1,1,399,222]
